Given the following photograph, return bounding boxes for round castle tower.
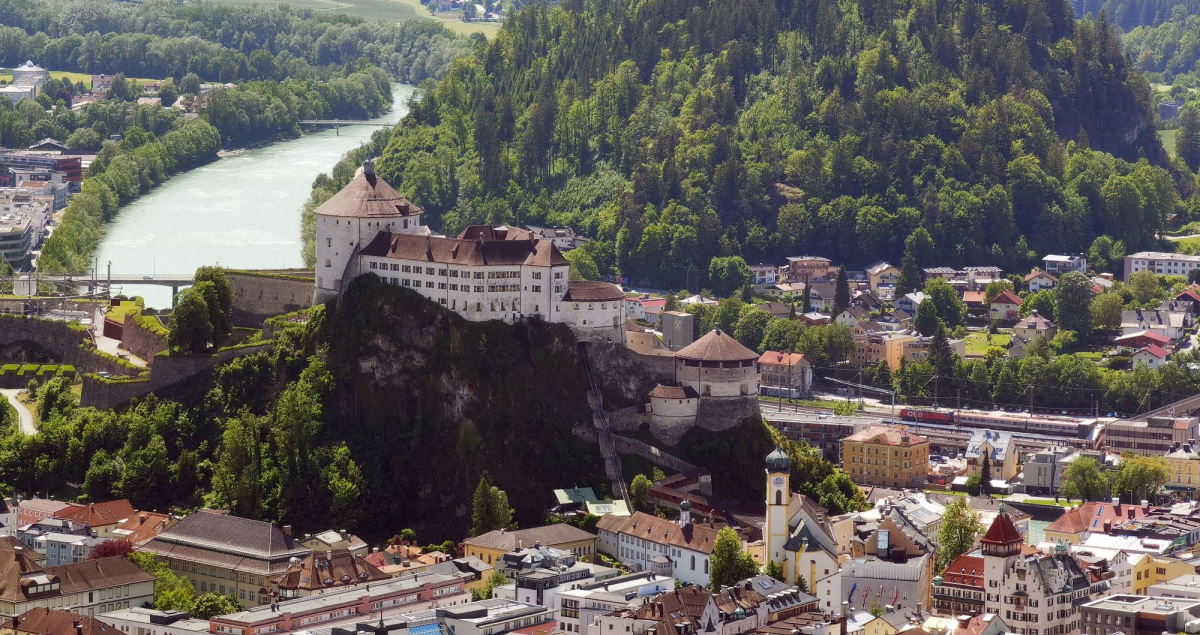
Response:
[313,160,428,302]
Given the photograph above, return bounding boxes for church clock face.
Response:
[773,476,784,487]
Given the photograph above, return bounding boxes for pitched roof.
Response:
[463,524,596,552]
[1014,310,1054,330]
[13,608,116,635]
[1045,502,1145,536]
[594,512,722,554]
[140,511,309,561]
[1135,345,1169,360]
[757,351,806,367]
[1024,270,1057,282]
[457,225,533,241]
[113,512,174,546]
[563,281,624,301]
[844,425,928,447]
[312,168,423,218]
[980,513,1022,546]
[53,500,135,528]
[359,232,568,268]
[45,556,155,594]
[1114,330,1170,345]
[650,384,699,400]
[272,549,388,592]
[675,329,758,362]
[941,552,984,589]
[0,546,50,601]
[961,291,986,304]
[990,290,1022,305]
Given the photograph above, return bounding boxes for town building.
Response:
[207,571,472,635]
[0,196,48,270]
[1043,254,1088,276]
[1013,309,1056,342]
[1080,594,1200,635]
[271,548,389,600]
[851,329,915,371]
[1130,555,1194,594]
[524,225,589,251]
[588,581,800,635]
[660,311,695,351]
[110,512,173,547]
[647,328,759,434]
[98,607,211,635]
[554,573,675,635]
[980,514,1107,635]
[900,335,966,365]
[1021,447,1074,496]
[840,514,935,610]
[1,61,47,103]
[1121,307,1190,344]
[1105,415,1200,456]
[0,546,155,619]
[1124,252,1200,280]
[1167,442,1200,497]
[462,524,598,568]
[380,599,553,635]
[1148,572,1200,599]
[756,351,811,398]
[865,262,899,299]
[32,532,104,566]
[841,426,929,488]
[963,430,1017,482]
[1044,502,1147,546]
[1113,330,1171,350]
[750,264,782,286]
[313,163,624,341]
[932,552,983,616]
[492,545,618,610]
[53,501,135,540]
[0,153,82,185]
[762,449,843,613]
[785,257,832,281]
[987,290,1021,322]
[136,511,312,607]
[625,296,667,325]
[896,292,927,314]
[595,503,721,587]
[766,414,874,462]
[920,613,1009,635]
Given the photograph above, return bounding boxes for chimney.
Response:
[282,525,292,537]
[139,513,147,525]
[74,621,83,635]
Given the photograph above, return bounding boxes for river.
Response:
[93,83,416,308]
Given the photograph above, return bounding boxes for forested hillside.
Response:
[1072,0,1200,29]
[363,0,1174,290]
[0,0,470,83]
[1124,15,1200,81]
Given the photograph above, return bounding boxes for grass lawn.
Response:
[209,0,500,35]
[1161,128,1178,159]
[1174,236,1200,255]
[964,332,1012,356]
[0,69,160,88]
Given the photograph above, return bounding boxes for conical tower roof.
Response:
[313,162,423,219]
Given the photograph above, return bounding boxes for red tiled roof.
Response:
[941,553,984,589]
[1136,345,1169,360]
[675,329,758,362]
[54,500,134,528]
[844,425,928,447]
[758,351,806,367]
[989,290,1022,306]
[114,512,174,545]
[1114,331,1170,345]
[313,169,422,218]
[1177,288,1200,303]
[14,608,115,635]
[980,514,1021,545]
[1024,271,1057,282]
[962,291,986,304]
[1044,502,1145,536]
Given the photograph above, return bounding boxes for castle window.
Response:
[324,259,331,268]
[533,286,541,292]
[370,262,377,270]
[326,238,331,248]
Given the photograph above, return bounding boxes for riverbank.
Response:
[95,84,415,308]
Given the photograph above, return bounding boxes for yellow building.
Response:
[1132,554,1194,594]
[1166,442,1200,497]
[841,425,930,488]
[462,524,598,567]
[851,327,915,370]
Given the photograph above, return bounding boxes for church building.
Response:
[313,161,625,341]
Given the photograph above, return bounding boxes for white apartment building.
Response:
[315,162,624,341]
[556,573,674,634]
[595,503,718,587]
[34,532,103,566]
[1124,252,1200,280]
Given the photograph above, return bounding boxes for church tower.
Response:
[764,447,792,570]
[980,507,1022,614]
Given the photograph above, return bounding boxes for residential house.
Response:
[491,545,618,610]
[1167,442,1200,497]
[7,608,118,635]
[852,290,884,311]
[1174,287,1200,314]
[896,292,927,315]
[1133,345,1170,369]
[798,312,831,326]
[765,282,806,301]
[34,533,103,566]
[901,336,966,365]
[865,262,900,299]
[679,294,718,306]
[1021,447,1074,496]
[1113,330,1171,351]
[16,501,73,528]
[757,302,794,319]
[595,504,721,587]
[1025,270,1058,293]
[852,328,916,371]
[981,514,1109,635]
[757,351,812,398]
[0,546,154,619]
[1013,310,1056,342]
[807,281,836,311]
[841,426,930,488]
[1121,308,1189,343]
[987,290,1021,322]
[841,514,936,610]
[1043,254,1088,275]
[1124,252,1200,280]
[834,306,872,327]
[552,488,599,514]
[1044,502,1147,546]
[750,264,782,286]
[111,512,173,547]
[626,296,667,325]
[52,501,135,540]
[1105,416,1200,456]
[554,572,676,635]
[961,290,986,311]
[920,613,1009,635]
[298,530,368,558]
[963,267,1004,290]
[1130,555,1194,594]
[589,580,800,635]
[1148,573,1200,599]
[525,225,588,251]
[462,524,598,568]
[136,511,313,607]
[963,430,1017,482]
[1080,594,1200,635]
[922,267,958,282]
[785,256,832,281]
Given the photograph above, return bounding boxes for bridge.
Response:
[1,274,196,300]
[298,120,393,135]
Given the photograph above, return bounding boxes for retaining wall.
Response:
[0,314,136,377]
[228,270,315,326]
[120,314,168,360]
[588,339,675,409]
[81,343,273,409]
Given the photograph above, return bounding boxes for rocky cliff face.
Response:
[321,276,607,538]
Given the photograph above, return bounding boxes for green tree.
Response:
[194,266,233,339]
[1054,271,1093,340]
[763,559,784,581]
[1091,292,1124,331]
[708,256,753,298]
[983,280,1014,303]
[130,552,195,612]
[1020,290,1056,318]
[472,570,509,601]
[1088,236,1125,273]
[979,453,993,496]
[734,306,772,350]
[924,278,966,327]
[709,526,757,590]
[37,376,75,421]
[834,268,850,315]
[801,277,812,313]
[914,299,941,336]
[167,287,212,353]
[565,249,600,281]
[191,593,242,619]
[470,472,516,536]
[1128,270,1163,305]
[760,318,803,352]
[630,474,652,512]
[1061,456,1108,502]
[1111,454,1171,504]
[1178,104,1200,172]
[964,474,983,496]
[936,496,980,570]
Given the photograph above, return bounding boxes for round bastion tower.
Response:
[313,160,428,302]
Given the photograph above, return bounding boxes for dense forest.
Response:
[1072,0,1200,29]
[0,0,470,84]
[360,0,1180,291]
[1125,15,1200,82]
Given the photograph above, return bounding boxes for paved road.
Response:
[0,389,35,435]
[1167,233,1200,242]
